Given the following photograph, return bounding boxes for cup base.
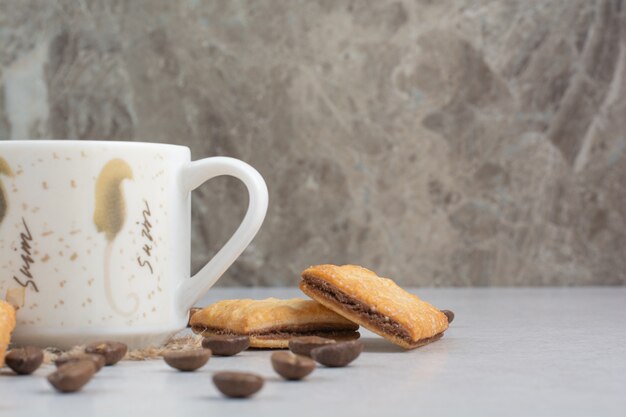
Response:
[11,325,186,350]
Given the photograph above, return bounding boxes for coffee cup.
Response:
[0,140,268,348]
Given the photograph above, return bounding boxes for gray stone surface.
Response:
[1,0,625,286]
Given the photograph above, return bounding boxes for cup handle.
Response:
[177,157,268,309]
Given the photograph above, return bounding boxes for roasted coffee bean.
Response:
[48,361,95,393]
[442,309,455,323]
[85,341,127,365]
[187,307,202,328]
[213,371,264,398]
[310,340,363,367]
[288,336,336,357]
[5,346,44,375]
[55,353,106,372]
[163,349,211,371]
[202,335,250,356]
[271,352,315,380]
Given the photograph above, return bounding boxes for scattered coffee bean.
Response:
[202,335,250,356]
[271,352,315,380]
[442,309,455,323]
[5,346,44,375]
[48,361,95,393]
[85,341,127,365]
[213,371,264,398]
[163,349,211,371]
[288,336,336,357]
[187,307,202,328]
[55,353,106,372]
[311,340,363,367]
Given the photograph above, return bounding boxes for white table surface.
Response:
[2,287,625,417]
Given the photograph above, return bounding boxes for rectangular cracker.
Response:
[190,298,359,349]
[300,264,448,349]
[0,300,16,367]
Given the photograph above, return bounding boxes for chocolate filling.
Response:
[302,276,415,344]
[192,324,358,340]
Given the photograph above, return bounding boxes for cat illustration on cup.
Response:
[0,157,24,306]
[0,157,14,225]
[94,159,139,317]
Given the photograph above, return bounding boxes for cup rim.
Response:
[0,140,190,151]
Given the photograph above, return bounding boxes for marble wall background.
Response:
[1,0,625,286]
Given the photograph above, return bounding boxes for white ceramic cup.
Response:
[0,140,268,349]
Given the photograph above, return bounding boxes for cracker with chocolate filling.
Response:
[190,298,360,349]
[300,264,448,349]
[0,300,16,367]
